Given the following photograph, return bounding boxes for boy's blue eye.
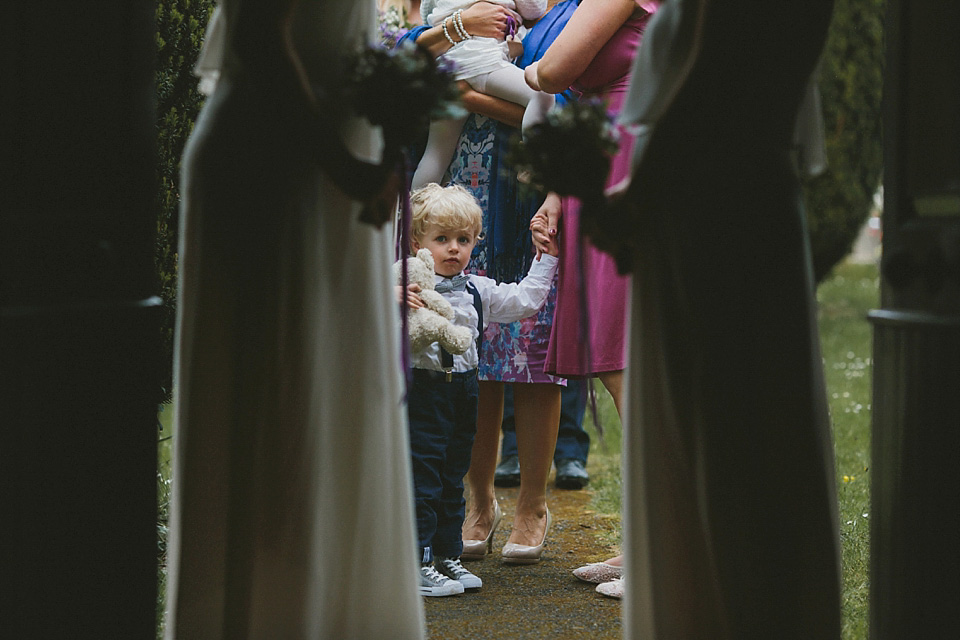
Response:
[458,237,470,244]
[436,236,446,242]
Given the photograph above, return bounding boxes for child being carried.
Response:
[412,0,555,189]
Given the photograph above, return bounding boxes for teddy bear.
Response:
[394,248,474,356]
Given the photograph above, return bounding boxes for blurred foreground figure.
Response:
[164,1,424,637]
[614,1,842,638]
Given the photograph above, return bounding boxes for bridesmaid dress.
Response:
[165,2,425,637]
[618,1,842,638]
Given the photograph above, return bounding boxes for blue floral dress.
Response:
[447,114,562,383]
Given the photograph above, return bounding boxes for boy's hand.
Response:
[396,283,425,309]
[530,214,558,258]
[530,192,561,259]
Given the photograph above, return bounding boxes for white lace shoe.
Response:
[596,577,624,599]
[573,561,623,584]
[435,557,482,589]
[420,564,464,597]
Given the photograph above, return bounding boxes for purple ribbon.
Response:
[398,152,413,390]
[576,223,603,442]
[506,15,518,38]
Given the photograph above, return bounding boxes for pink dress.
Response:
[544,11,652,376]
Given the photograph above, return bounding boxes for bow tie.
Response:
[435,274,469,294]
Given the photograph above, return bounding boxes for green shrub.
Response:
[156,0,213,404]
[805,0,885,282]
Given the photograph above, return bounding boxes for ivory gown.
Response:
[617,0,842,638]
[164,2,425,637]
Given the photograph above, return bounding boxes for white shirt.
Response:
[412,254,558,373]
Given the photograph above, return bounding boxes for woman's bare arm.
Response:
[460,82,525,128]
[533,0,638,93]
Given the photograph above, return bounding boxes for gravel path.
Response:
[424,484,623,639]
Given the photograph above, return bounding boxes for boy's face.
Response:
[413,223,477,278]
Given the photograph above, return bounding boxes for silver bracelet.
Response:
[442,17,457,46]
[454,9,471,40]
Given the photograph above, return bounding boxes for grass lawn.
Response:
[582,260,878,640]
[157,407,174,639]
[156,261,877,639]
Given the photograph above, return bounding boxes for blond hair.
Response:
[410,183,483,247]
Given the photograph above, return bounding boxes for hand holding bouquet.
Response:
[506,98,619,204]
[507,98,637,273]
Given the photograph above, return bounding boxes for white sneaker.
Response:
[435,556,482,589]
[420,564,464,597]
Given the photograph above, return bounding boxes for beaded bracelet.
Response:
[442,17,458,46]
[454,9,471,40]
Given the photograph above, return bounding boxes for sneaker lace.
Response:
[440,558,467,578]
[422,565,448,584]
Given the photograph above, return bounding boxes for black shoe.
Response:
[555,458,589,490]
[493,455,521,487]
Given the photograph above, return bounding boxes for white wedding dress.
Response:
[164,2,424,638]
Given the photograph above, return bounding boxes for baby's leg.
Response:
[469,66,555,135]
[412,116,469,190]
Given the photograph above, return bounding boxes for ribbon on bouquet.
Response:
[397,152,413,389]
[576,225,603,443]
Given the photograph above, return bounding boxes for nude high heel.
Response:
[501,508,551,565]
[461,499,502,560]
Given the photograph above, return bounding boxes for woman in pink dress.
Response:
[528,0,656,415]
[525,0,658,595]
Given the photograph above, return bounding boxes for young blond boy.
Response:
[400,183,558,596]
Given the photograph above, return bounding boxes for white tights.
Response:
[411,65,555,189]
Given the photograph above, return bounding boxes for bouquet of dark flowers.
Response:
[344,40,465,147]
[506,97,619,203]
[507,98,637,273]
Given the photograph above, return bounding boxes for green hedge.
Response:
[804,0,885,282]
[156,0,213,404]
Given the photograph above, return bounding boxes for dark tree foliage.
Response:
[156,0,213,403]
[804,0,885,282]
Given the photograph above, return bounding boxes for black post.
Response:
[0,2,159,637]
[870,1,960,636]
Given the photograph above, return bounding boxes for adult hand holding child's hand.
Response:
[530,192,561,259]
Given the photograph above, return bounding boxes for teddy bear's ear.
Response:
[417,248,434,267]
